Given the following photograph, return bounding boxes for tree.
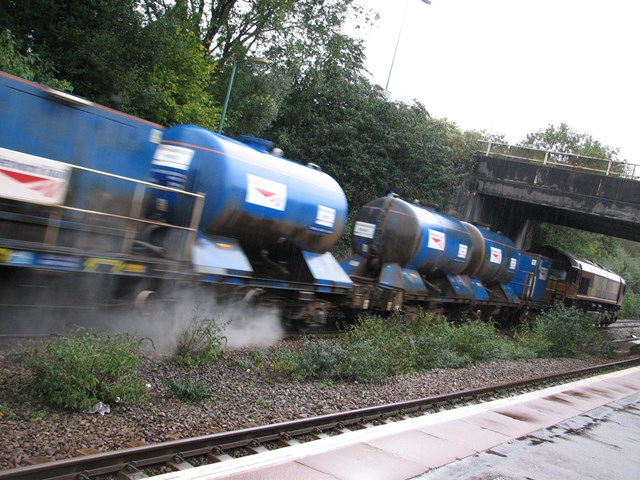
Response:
[521,123,628,175]
[0,0,145,102]
[0,0,219,127]
[0,1,375,132]
[523,123,616,157]
[202,0,372,136]
[120,5,220,128]
[0,28,72,91]
[268,45,476,211]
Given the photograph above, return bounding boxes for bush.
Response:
[168,379,209,402]
[272,338,349,382]
[175,314,227,368]
[272,306,613,385]
[620,290,639,319]
[516,303,615,358]
[25,332,147,411]
[340,315,416,381]
[274,312,521,384]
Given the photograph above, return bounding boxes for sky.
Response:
[357,0,640,165]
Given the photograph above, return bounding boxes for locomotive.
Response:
[0,71,626,333]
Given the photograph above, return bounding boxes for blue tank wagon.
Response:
[343,195,523,319]
[146,125,352,329]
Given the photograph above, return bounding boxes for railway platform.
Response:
[150,366,640,480]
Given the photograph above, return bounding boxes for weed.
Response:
[233,357,253,370]
[168,379,209,402]
[256,397,270,409]
[175,312,227,368]
[250,350,266,369]
[24,332,147,411]
[0,403,15,419]
[29,409,46,422]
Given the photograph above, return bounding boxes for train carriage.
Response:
[342,195,522,320]
[0,72,205,331]
[0,71,352,332]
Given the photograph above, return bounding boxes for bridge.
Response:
[452,142,640,248]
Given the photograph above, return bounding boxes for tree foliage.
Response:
[0,28,72,90]
[0,0,219,127]
[0,0,145,101]
[268,55,476,211]
[119,6,220,129]
[521,123,631,175]
[523,123,618,159]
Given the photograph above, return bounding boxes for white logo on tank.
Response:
[245,174,287,210]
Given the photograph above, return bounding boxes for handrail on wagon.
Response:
[0,157,205,264]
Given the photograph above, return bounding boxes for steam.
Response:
[163,294,285,351]
[1,282,285,354]
[124,288,286,353]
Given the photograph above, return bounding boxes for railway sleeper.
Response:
[278,437,301,447]
[245,440,269,455]
[166,454,193,471]
[118,462,148,480]
[206,448,234,463]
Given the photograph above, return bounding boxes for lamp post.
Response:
[218,56,269,134]
[384,0,431,97]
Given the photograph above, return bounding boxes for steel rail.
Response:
[2,357,639,480]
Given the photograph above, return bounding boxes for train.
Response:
[0,71,626,333]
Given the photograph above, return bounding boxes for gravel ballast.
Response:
[0,340,608,471]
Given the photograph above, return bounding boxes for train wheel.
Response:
[294,300,332,333]
[135,290,158,317]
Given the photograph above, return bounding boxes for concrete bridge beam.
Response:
[454,155,640,247]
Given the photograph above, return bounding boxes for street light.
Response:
[218,56,269,134]
[384,0,431,98]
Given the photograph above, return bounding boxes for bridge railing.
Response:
[477,141,639,180]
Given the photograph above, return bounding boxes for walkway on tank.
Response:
[150,366,640,480]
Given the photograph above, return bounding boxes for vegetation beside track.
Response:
[22,333,148,411]
[8,303,614,411]
[274,304,615,383]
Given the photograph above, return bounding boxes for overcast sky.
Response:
[357,0,640,165]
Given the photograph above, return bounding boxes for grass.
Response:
[515,303,615,358]
[167,379,209,402]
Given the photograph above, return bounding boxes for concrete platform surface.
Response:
[149,366,640,480]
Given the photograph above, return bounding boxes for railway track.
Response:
[604,318,640,330]
[2,357,639,480]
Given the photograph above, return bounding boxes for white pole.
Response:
[385,0,411,92]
